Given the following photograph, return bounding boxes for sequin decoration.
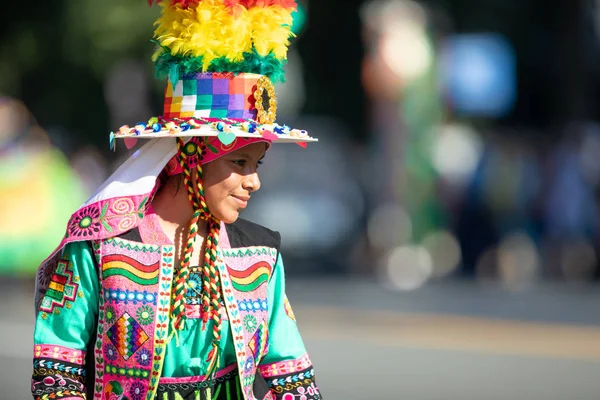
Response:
[254,75,277,124]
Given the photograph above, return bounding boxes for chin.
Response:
[216,210,240,224]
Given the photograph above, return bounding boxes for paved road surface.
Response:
[2,278,600,400]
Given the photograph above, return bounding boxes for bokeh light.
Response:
[368,204,412,251]
[384,245,433,291]
[422,230,462,278]
[497,232,540,290]
[431,123,483,186]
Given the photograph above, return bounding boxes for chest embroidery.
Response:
[102,254,159,285]
[227,261,272,292]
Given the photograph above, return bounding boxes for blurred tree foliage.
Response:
[1,0,598,154]
[0,0,369,157]
[1,0,162,155]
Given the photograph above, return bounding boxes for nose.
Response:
[242,172,261,193]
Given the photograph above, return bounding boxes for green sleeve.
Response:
[261,254,307,364]
[259,254,322,399]
[32,240,99,400]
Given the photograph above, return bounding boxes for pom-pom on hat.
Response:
[111,0,317,151]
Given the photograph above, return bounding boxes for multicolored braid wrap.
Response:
[150,0,297,83]
[170,137,223,378]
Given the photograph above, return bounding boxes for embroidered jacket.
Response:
[32,217,321,400]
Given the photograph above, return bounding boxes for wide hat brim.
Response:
[111,118,317,151]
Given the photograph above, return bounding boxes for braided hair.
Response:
[170,137,224,376]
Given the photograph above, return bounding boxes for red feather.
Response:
[148,0,296,9]
[148,0,200,7]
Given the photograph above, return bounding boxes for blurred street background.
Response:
[2,0,600,399]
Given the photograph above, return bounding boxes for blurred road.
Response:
[2,278,600,400]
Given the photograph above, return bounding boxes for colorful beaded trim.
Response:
[110,117,314,150]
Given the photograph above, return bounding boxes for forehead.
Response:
[225,142,268,158]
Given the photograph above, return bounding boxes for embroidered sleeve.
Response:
[259,254,322,400]
[32,241,100,400]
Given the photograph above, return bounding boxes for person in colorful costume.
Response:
[31,1,321,399]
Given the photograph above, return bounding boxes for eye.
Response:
[232,160,246,167]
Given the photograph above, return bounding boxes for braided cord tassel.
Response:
[170,138,201,335]
[205,217,223,378]
[171,209,201,332]
[177,138,200,209]
[196,160,213,325]
[194,156,224,378]
[170,138,224,380]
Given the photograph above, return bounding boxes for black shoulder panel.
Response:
[226,218,281,252]
[116,227,143,243]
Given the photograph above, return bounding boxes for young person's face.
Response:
[200,142,267,224]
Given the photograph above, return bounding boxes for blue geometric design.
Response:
[238,298,268,313]
[104,289,156,305]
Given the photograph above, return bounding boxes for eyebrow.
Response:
[233,152,265,161]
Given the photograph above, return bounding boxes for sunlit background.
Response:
[2,0,600,399]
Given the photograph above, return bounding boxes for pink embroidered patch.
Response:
[258,353,313,378]
[33,345,85,365]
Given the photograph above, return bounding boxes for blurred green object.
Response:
[291,1,307,36]
[0,148,86,277]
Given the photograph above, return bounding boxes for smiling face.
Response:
[199,142,267,224]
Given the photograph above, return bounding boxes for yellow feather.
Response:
[248,6,294,58]
[152,0,295,65]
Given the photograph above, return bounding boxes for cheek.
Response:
[203,182,231,211]
[203,185,221,210]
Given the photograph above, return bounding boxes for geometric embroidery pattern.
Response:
[221,246,277,259]
[39,259,79,313]
[248,321,269,363]
[107,312,149,360]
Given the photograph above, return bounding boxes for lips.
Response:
[232,195,250,209]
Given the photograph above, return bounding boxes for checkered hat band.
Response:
[164,72,260,120]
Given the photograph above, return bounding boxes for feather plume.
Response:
[153,0,295,67]
[149,0,199,8]
[224,0,297,8]
[151,0,295,77]
[150,0,296,10]
[154,48,287,82]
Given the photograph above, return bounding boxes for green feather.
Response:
[154,48,287,83]
[169,64,180,89]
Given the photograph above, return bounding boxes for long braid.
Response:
[178,138,200,209]
[170,139,202,333]
[171,137,224,378]
[204,217,223,375]
[171,209,201,331]
[196,161,213,324]
[195,159,224,376]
